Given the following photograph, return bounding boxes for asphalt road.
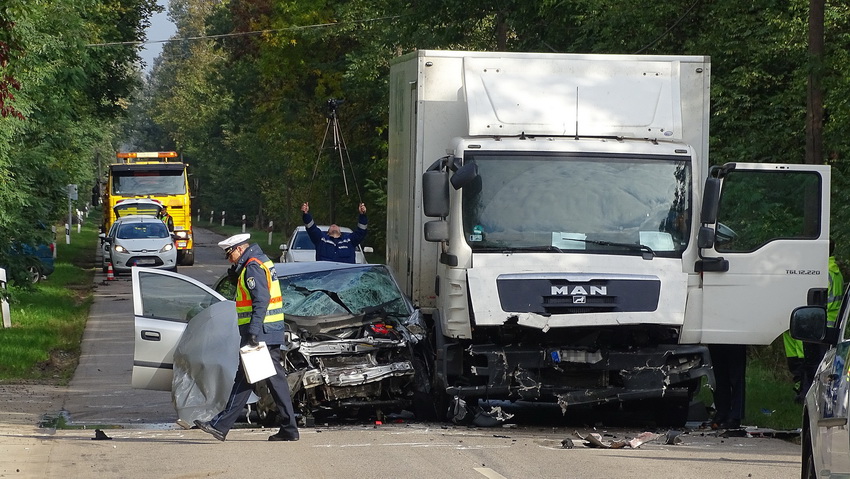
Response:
[0,226,805,478]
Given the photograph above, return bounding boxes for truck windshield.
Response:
[461,152,691,257]
[112,171,186,196]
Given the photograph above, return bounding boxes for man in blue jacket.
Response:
[301,202,367,263]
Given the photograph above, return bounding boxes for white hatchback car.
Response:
[280,225,372,263]
[791,289,850,478]
[100,215,177,274]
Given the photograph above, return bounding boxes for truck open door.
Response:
[683,162,831,345]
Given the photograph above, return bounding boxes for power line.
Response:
[85,14,405,48]
[633,0,702,54]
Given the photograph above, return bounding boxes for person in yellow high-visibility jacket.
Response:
[194,233,299,442]
[786,240,844,402]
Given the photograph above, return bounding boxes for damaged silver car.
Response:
[237,262,431,424]
[131,262,431,427]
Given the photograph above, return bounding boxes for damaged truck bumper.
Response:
[445,343,713,410]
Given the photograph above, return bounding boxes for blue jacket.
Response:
[303,212,367,263]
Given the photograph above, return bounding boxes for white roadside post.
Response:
[209,210,214,224]
[242,215,246,233]
[1,268,10,328]
[268,221,273,245]
[221,211,226,227]
[66,184,77,244]
[51,225,57,259]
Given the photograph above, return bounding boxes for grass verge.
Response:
[0,214,98,384]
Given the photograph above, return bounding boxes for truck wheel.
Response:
[178,249,194,266]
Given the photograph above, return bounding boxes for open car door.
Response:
[683,163,830,345]
[132,267,240,422]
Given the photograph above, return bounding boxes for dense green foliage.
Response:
[0,0,160,285]
[118,0,850,261]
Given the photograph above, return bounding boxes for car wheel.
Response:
[802,418,817,479]
[27,265,42,284]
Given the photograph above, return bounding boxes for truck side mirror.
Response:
[450,162,478,190]
[700,177,721,224]
[697,226,715,249]
[423,170,449,217]
[424,220,449,242]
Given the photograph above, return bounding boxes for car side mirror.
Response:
[280,244,288,252]
[98,233,106,239]
[363,246,374,253]
[789,305,828,343]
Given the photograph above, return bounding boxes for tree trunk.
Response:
[805,0,825,165]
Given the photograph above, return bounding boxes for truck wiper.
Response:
[474,245,563,253]
[567,238,656,260]
[475,241,654,259]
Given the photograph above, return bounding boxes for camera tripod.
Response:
[310,99,362,202]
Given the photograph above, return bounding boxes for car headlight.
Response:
[114,245,128,253]
[160,243,174,253]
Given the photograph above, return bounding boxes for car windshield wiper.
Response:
[361,298,407,318]
[292,285,354,314]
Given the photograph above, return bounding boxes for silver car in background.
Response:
[101,215,177,274]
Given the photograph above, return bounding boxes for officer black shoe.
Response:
[194,420,226,442]
[268,431,299,441]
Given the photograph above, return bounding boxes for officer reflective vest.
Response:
[235,257,284,326]
[827,255,844,327]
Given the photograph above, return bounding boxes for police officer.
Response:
[194,233,299,442]
[301,202,367,263]
[158,206,174,232]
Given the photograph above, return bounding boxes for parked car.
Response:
[130,261,431,427]
[791,289,850,479]
[7,241,55,284]
[280,225,373,264]
[100,215,177,274]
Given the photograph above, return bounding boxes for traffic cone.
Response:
[106,263,115,281]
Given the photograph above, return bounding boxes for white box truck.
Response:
[387,50,831,424]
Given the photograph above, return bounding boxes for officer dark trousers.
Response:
[208,346,298,436]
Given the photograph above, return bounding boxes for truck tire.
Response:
[178,249,194,266]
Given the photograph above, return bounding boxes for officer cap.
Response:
[218,233,251,255]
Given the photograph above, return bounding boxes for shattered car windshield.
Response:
[279,265,411,318]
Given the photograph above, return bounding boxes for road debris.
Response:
[572,430,661,449]
[92,429,112,440]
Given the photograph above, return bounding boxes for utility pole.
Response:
[805,0,825,165]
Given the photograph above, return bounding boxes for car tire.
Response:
[802,417,817,479]
[27,265,42,284]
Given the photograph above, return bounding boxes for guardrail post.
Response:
[1,268,11,328]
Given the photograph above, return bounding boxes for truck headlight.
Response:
[174,231,189,239]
